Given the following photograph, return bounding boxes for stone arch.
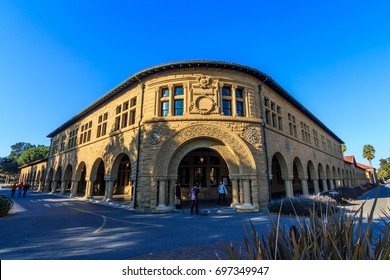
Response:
[45,167,54,192]
[307,160,316,194]
[90,158,106,197]
[74,162,87,196]
[292,157,305,195]
[63,164,73,194]
[154,124,256,177]
[270,152,288,199]
[109,153,132,201]
[318,163,326,192]
[53,166,62,192]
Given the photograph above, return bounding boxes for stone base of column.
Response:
[236,203,256,212]
[154,205,173,213]
[230,202,240,207]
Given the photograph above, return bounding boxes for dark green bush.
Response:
[0,197,14,217]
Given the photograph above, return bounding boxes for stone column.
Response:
[329,178,334,190]
[60,181,67,195]
[236,178,255,211]
[231,178,240,206]
[104,176,115,202]
[347,179,351,187]
[313,178,320,193]
[70,181,77,197]
[322,179,328,192]
[299,176,309,195]
[84,180,92,199]
[50,181,56,193]
[168,178,176,208]
[44,180,51,192]
[232,85,237,116]
[283,176,294,197]
[168,84,173,116]
[156,178,170,212]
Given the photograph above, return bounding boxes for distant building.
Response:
[343,155,377,184]
[19,61,370,212]
[19,158,47,190]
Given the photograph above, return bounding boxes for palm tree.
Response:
[341,144,347,154]
[363,144,376,183]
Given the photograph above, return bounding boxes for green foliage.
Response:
[341,143,347,154]
[0,196,14,217]
[225,195,390,260]
[363,144,376,166]
[378,157,390,180]
[17,145,49,166]
[0,158,19,175]
[8,142,34,161]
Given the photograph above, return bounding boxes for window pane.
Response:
[162,88,169,97]
[236,101,244,116]
[161,101,169,116]
[222,86,231,96]
[174,100,183,116]
[236,88,243,98]
[174,86,183,95]
[223,100,232,116]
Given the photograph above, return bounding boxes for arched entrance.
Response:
[270,153,288,199]
[92,160,106,197]
[112,154,132,201]
[177,148,230,202]
[152,124,257,212]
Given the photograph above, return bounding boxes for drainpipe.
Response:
[258,79,272,201]
[132,76,145,209]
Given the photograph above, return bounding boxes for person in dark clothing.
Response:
[11,184,17,197]
[190,183,200,215]
[22,183,30,196]
[174,181,182,209]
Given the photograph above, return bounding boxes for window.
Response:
[235,88,243,98]
[161,101,169,116]
[162,88,169,97]
[222,86,231,96]
[236,101,244,116]
[130,97,137,107]
[68,128,78,149]
[265,99,282,130]
[313,130,319,147]
[51,139,59,155]
[130,110,136,125]
[222,100,232,116]
[79,121,92,144]
[288,113,297,137]
[97,113,108,138]
[300,122,311,144]
[174,99,183,116]
[60,135,66,152]
[174,86,183,95]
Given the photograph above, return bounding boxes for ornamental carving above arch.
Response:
[154,124,256,176]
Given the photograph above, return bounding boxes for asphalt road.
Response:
[1,184,389,260]
[0,189,273,260]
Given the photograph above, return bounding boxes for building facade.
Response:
[22,61,369,212]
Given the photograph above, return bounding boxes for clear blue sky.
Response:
[1,0,389,168]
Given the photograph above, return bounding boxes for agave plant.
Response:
[225,194,390,260]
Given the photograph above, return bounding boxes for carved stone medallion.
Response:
[147,126,164,145]
[189,94,217,115]
[244,127,262,148]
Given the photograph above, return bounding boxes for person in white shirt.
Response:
[217,181,228,205]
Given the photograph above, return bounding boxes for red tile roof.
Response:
[357,163,372,170]
[344,155,355,164]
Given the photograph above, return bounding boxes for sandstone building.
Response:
[19,61,369,212]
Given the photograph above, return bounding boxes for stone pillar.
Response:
[50,181,56,193]
[44,180,51,192]
[169,178,176,208]
[347,179,351,187]
[231,85,237,116]
[168,84,173,116]
[84,180,92,199]
[156,178,170,212]
[236,178,255,211]
[299,176,309,195]
[60,181,67,195]
[329,178,334,190]
[313,178,320,193]
[283,176,294,197]
[231,178,240,206]
[104,176,115,202]
[70,181,77,197]
[322,179,328,192]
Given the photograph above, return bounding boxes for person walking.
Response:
[190,183,200,215]
[217,181,228,205]
[11,183,17,197]
[23,183,30,196]
[174,181,182,209]
[17,183,23,197]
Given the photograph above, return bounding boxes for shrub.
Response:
[0,196,14,217]
[226,195,390,260]
[268,194,337,216]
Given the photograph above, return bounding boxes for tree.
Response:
[341,144,347,154]
[363,144,375,166]
[363,144,376,183]
[8,142,35,161]
[378,157,390,181]
[17,145,49,166]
